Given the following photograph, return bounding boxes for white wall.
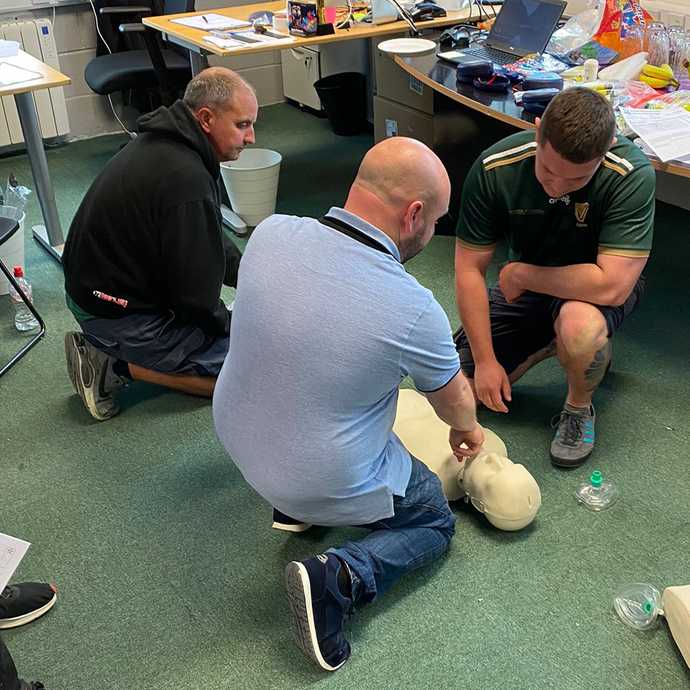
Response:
[0,1,286,140]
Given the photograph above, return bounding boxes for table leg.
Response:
[14,91,64,262]
[189,50,209,76]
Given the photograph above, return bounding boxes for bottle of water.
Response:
[8,265,39,332]
[575,470,618,511]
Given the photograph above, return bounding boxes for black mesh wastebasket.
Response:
[314,72,366,136]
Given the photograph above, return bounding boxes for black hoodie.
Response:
[63,100,240,337]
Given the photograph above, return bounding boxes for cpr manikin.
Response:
[393,388,541,530]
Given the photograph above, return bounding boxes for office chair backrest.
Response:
[163,0,195,13]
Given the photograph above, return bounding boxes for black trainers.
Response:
[550,404,596,468]
[285,554,352,671]
[0,582,57,629]
[19,682,47,690]
[272,509,312,533]
[65,332,126,421]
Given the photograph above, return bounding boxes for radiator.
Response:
[0,19,70,148]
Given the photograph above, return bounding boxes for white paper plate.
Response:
[377,38,436,57]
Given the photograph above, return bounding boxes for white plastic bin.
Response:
[0,206,26,296]
[220,149,282,228]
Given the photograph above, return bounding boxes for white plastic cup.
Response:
[220,149,282,228]
[0,206,26,296]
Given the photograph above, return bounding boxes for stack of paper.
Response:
[0,40,19,58]
[620,107,690,163]
[231,31,293,45]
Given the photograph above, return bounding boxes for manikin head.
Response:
[343,138,451,263]
[392,390,541,531]
[535,88,617,200]
[459,452,541,531]
[184,67,258,162]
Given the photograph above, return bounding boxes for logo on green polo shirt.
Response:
[575,202,590,225]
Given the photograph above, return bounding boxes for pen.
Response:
[202,15,208,23]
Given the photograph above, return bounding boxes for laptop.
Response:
[440,0,566,66]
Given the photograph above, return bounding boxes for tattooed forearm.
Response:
[584,341,612,391]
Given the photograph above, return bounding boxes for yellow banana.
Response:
[640,74,676,88]
[642,63,675,80]
[640,63,679,89]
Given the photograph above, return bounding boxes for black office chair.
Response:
[85,0,194,108]
[0,218,46,377]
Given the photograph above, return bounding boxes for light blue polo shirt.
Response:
[213,208,460,526]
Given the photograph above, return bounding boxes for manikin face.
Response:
[461,452,541,530]
[197,87,258,162]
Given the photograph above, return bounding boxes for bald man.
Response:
[213,138,482,671]
[63,67,258,420]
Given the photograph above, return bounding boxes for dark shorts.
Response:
[454,277,645,378]
[81,311,230,377]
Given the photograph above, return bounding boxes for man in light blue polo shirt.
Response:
[213,138,482,671]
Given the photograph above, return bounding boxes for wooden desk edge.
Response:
[143,5,491,58]
[0,50,71,96]
[394,55,690,181]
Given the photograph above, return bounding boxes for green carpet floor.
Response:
[1,103,689,690]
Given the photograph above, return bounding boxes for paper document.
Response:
[620,107,690,163]
[170,13,251,30]
[0,62,42,87]
[0,532,30,594]
[635,137,690,166]
[231,30,294,45]
[0,40,19,58]
[202,36,248,49]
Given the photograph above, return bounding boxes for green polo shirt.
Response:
[456,131,655,266]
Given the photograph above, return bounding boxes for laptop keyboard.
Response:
[463,46,515,65]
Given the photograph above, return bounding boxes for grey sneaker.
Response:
[550,404,596,468]
[64,332,126,421]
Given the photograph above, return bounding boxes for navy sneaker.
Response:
[285,554,352,671]
[0,582,57,629]
[272,508,312,533]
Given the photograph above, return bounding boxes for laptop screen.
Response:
[487,0,566,56]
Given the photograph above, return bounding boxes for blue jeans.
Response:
[329,457,455,605]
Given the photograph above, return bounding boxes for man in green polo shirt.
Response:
[454,88,655,467]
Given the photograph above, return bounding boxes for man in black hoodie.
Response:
[63,67,258,421]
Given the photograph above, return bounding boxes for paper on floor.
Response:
[0,532,30,594]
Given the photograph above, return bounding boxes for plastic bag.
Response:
[3,174,32,214]
[547,1,604,55]
[594,0,652,52]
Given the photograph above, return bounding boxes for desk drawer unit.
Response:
[281,39,370,111]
